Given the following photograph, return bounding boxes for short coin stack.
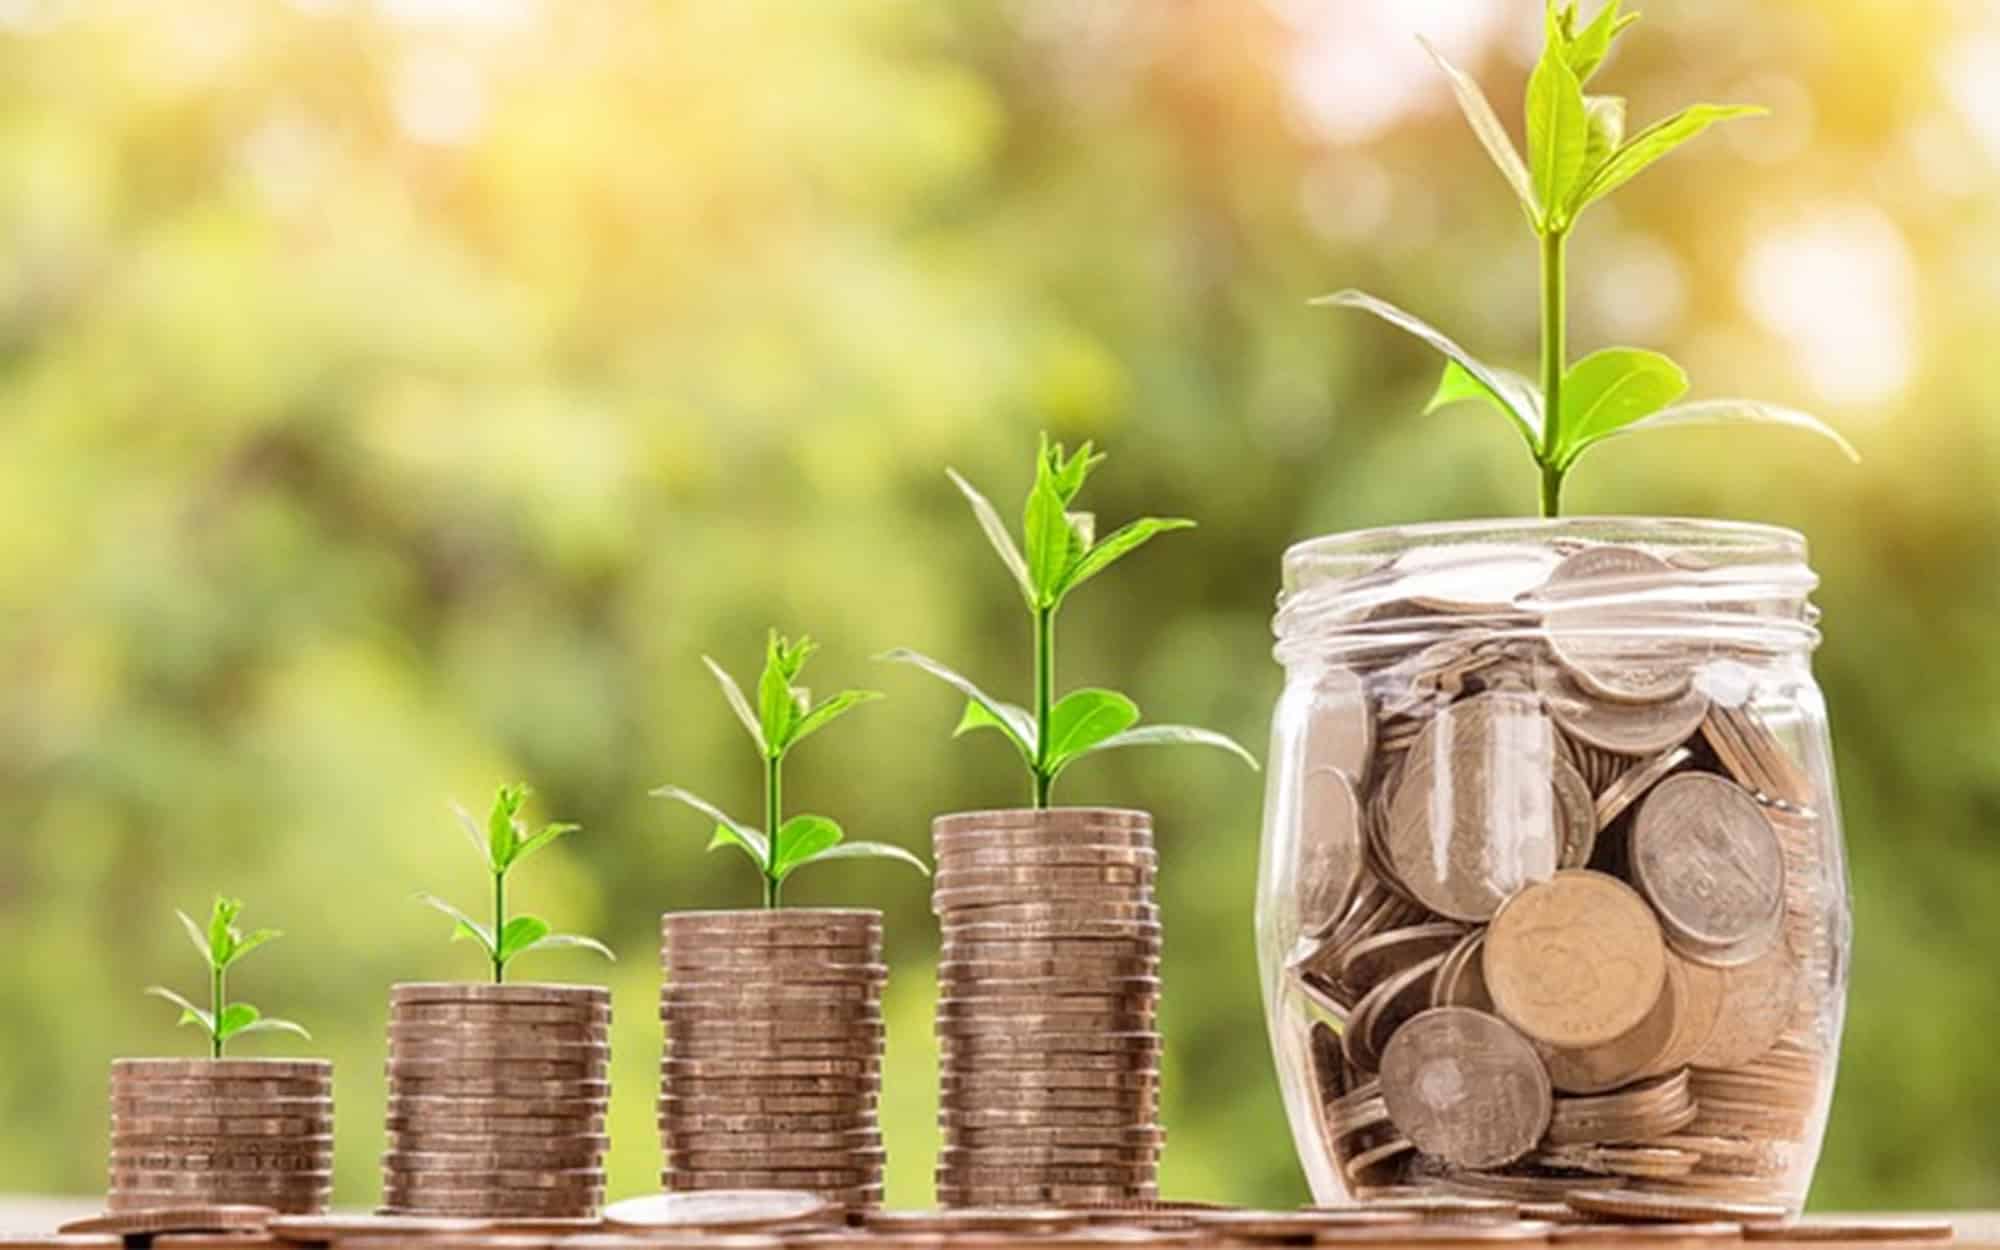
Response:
[658,909,887,1209]
[380,982,610,1218]
[107,1058,332,1213]
[932,807,1163,1206]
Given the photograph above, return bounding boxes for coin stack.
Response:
[106,1058,332,1213]
[380,982,610,1218]
[1280,542,1841,1208]
[658,909,886,1209]
[932,807,1163,1207]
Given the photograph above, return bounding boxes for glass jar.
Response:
[1255,518,1850,1212]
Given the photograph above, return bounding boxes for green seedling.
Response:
[417,782,614,983]
[654,632,930,908]
[883,435,1257,807]
[1318,1,1857,517]
[147,897,309,1059]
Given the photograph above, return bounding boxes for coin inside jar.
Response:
[1384,692,1561,922]
[1537,546,1696,705]
[1378,1007,1552,1170]
[1298,767,1366,938]
[1483,870,1667,1049]
[1630,773,1785,963]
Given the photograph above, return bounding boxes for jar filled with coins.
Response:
[1255,519,1850,1213]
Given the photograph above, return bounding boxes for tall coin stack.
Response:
[107,1058,333,1213]
[659,909,887,1209]
[932,807,1163,1207]
[380,982,610,1218]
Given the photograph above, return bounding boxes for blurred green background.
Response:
[0,0,1993,1214]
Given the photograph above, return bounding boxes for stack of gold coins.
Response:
[107,1058,333,1213]
[379,982,610,1218]
[931,808,1163,1207]
[658,909,886,1209]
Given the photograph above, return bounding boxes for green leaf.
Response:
[1426,360,1546,454]
[1564,0,1637,82]
[207,897,241,968]
[215,1002,261,1041]
[652,784,770,869]
[707,823,769,872]
[226,928,282,969]
[772,814,844,880]
[1317,291,1544,444]
[414,893,497,958]
[785,689,882,753]
[1058,518,1194,600]
[522,933,616,961]
[701,655,768,756]
[1023,475,1072,606]
[1044,689,1141,771]
[230,1017,312,1041]
[878,648,1037,758]
[1418,36,1538,220]
[451,802,493,870]
[1060,724,1261,776]
[1583,95,1626,173]
[757,631,799,757]
[145,986,214,1036]
[952,699,1036,768]
[1574,104,1767,212]
[1526,13,1590,226]
[946,467,1035,606]
[510,821,580,870]
[175,909,213,971]
[1044,435,1103,504]
[1553,347,1689,466]
[488,785,525,873]
[496,914,552,963]
[1580,399,1859,465]
[786,839,932,878]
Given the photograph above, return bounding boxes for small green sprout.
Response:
[1317,2,1857,517]
[882,435,1258,808]
[654,631,929,908]
[417,782,615,983]
[147,897,309,1059]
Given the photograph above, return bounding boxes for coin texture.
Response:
[1484,870,1668,1048]
[1378,1007,1552,1169]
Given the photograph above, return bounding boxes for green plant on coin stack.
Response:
[383,782,615,1219]
[881,436,1258,1207]
[1255,3,1856,1214]
[653,631,929,1210]
[109,897,330,1214]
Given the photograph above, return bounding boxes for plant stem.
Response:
[1032,604,1055,809]
[1539,226,1569,519]
[210,961,224,1059]
[764,753,783,909]
[492,868,506,984]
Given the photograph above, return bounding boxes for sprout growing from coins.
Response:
[1319,1,1857,517]
[882,436,1257,807]
[146,897,310,1058]
[655,631,930,908]
[417,782,615,983]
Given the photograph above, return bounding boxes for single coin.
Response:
[386,1061,605,1084]
[932,1184,1154,1207]
[108,1151,332,1173]
[382,1150,605,1173]
[387,1040,610,1063]
[61,1207,276,1236]
[1377,1006,1552,1169]
[1553,755,1599,868]
[109,1116,327,1138]
[933,862,1154,887]
[0,1238,122,1249]
[662,1128,880,1151]
[1540,952,1683,1094]
[938,1086,1156,1113]
[110,1097,331,1118]
[936,845,1160,873]
[937,954,1160,980]
[1741,1218,1954,1242]
[1538,545,1695,703]
[658,1094,875,1118]
[377,1196,601,1218]
[390,983,609,1007]
[663,1168,879,1190]
[384,1165,604,1188]
[861,1208,1088,1233]
[935,1145,1160,1168]
[1595,747,1692,832]
[1337,922,1466,1000]
[1390,542,1562,615]
[932,808,1151,835]
[385,1078,610,1101]
[945,1125,1165,1149]
[112,1061,329,1081]
[389,1021,608,1043]
[662,939,882,962]
[661,1056,877,1078]
[604,1191,841,1233]
[670,1145,886,1170]
[931,886,1156,913]
[941,1067,1159,1092]
[268,1213,492,1241]
[383,1112,606,1135]
[107,1169,329,1190]
[1632,773,1785,957]
[667,1040,881,1065]
[1344,952,1447,1073]
[1298,765,1368,939]
[389,1004,610,1028]
[1384,692,1562,922]
[1562,1191,1787,1225]
[932,900,1160,924]
[1688,942,1801,1069]
[1550,1223,1746,1243]
[1485,870,1668,1048]
[108,1133,334,1154]
[937,1028,1161,1052]
[149,1237,287,1250]
[1540,664,1710,758]
[941,942,1163,967]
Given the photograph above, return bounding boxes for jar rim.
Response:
[1283,515,1806,577]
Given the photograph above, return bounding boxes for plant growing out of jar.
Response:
[1320,2,1855,517]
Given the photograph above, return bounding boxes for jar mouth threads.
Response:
[1274,519,1821,667]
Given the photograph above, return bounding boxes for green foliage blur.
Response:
[0,0,1992,1213]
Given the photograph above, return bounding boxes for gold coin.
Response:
[388,1020,606,1043]
[1485,870,1667,1048]
[931,901,1160,925]
[389,1003,609,1027]
[62,1207,279,1235]
[384,1078,609,1101]
[658,1094,875,1117]
[1385,692,1562,922]
[1539,953,1683,1095]
[389,982,608,1008]
[935,846,1158,872]
[1740,1218,1954,1242]
[1688,942,1801,1069]
[1561,1189,1787,1225]
[1378,1007,1551,1169]
[941,937,1162,962]
[931,808,1151,836]
[111,1061,329,1082]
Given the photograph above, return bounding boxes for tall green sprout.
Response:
[147,897,310,1058]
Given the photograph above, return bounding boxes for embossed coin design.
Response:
[1378,1007,1552,1169]
[1483,870,1667,1048]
